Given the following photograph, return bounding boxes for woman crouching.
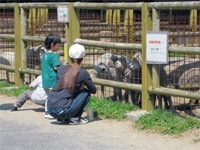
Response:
[47,44,96,124]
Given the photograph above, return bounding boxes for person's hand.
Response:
[81,83,86,89]
[28,84,33,88]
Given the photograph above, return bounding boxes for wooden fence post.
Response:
[67,2,80,64]
[152,8,160,107]
[141,3,154,111]
[14,3,24,86]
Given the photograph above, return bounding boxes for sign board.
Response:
[57,5,69,23]
[146,31,168,64]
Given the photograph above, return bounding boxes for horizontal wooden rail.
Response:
[148,86,200,100]
[22,36,66,44]
[74,2,142,10]
[0,3,15,9]
[148,2,200,10]
[179,83,200,89]
[74,39,142,50]
[92,78,142,92]
[0,64,15,72]
[19,3,69,9]
[0,34,15,40]
[75,39,200,54]
[168,46,200,54]
[19,68,41,76]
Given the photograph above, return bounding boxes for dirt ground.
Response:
[0,94,200,150]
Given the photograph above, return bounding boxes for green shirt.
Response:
[41,52,60,88]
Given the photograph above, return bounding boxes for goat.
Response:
[0,45,46,83]
[1,51,15,66]
[0,56,11,82]
[114,55,128,102]
[92,53,122,101]
[124,52,142,106]
[125,51,173,109]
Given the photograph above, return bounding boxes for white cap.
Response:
[69,44,86,59]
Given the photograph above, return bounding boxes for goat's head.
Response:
[92,62,111,79]
[127,51,142,70]
[115,55,127,71]
[108,54,118,67]
[26,45,46,69]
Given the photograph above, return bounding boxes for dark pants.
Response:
[48,88,90,120]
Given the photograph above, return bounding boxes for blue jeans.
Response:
[48,88,91,120]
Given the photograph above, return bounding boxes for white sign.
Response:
[146,31,168,64]
[57,5,69,23]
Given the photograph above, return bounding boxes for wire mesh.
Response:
[156,10,200,110]
[0,9,15,83]
[0,4,199,112]
[80,9,142,43]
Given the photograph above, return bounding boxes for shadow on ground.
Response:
[0,103,44,112]
[0,103,12,110]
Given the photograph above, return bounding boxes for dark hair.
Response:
[56,58,83,93]
[45,33,61,50]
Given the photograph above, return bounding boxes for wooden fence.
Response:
[0,2,200,111]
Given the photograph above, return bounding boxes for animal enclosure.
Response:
[0,2,200,115]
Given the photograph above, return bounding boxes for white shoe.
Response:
[44,112,54,119]
[69,117,88,125]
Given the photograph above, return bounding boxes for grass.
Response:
[194,138,200,143]
[86,97,139,120]
[134,109,200,135]
[0,82,30,96]
[0,81,199,136]
[0,81,139,121]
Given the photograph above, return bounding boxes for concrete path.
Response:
[0,94,199,150]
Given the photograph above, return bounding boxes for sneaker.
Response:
[10,105,18,111]
[57,118,70,124]
[69,117,88,125]
[44,112,54,119]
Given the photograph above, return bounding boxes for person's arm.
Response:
[53,65,59,71]
[52,54,60,72]
[83,70,96,94]
[30,75,42,88]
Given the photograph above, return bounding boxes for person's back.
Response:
[31,75,50,103]
[47,44,96,125]
[48,65,96,108]
[41,52,60,88]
